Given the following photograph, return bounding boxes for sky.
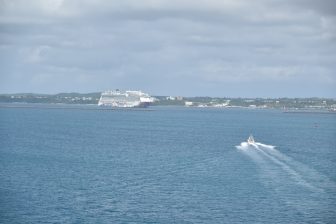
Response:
[0,0,335,97]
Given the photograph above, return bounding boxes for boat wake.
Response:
[236,140,336,216]
[237,141,336,190]
[236,141,275,150]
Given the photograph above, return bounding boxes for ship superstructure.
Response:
[98,90,155,107]
[247,135,255,145]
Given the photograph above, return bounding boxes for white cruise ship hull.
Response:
[98,90,154,108]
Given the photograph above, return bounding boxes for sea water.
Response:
[0,106,335,223]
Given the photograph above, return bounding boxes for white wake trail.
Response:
[256,143,336,191]
[254,144,322,192]
[237,140,336,217]
[237,141,336,193]
[236,142,270,166]
[238,142,320,191]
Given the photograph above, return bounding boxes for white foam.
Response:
[255,146,322,192]
[237,140,336,192]
[257,144,336,191]
[255,142,275,149]
[235,142,249,150]
[236,139,336,215]
[235,141,260,150]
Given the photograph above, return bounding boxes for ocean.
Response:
[0,106,335,223]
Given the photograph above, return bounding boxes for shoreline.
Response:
[0,102,335,113]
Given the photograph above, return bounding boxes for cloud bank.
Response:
[0,0,335,97]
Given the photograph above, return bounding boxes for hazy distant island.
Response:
[1,92,336,112]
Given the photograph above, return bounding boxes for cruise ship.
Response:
[98,90,155,108]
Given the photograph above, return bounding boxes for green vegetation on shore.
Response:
[0,93,335,110]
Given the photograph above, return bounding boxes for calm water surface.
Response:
[0,106,335,223]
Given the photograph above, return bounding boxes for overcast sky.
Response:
[0,0,335,97]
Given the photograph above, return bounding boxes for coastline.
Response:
[1,102,335,114]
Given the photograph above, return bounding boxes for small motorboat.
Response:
[247,135,255,144]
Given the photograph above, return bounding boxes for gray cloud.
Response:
[0,0,335,97]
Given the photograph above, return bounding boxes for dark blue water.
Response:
[1,106,335,223]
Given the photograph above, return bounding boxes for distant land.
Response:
[1,93,336,111]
